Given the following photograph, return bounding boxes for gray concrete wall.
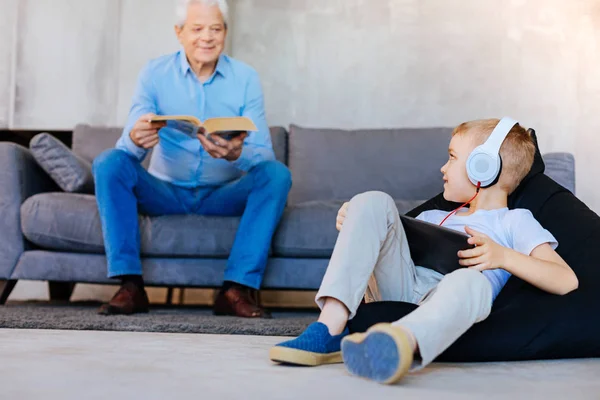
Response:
[13,0,121,129]
[4,0,180,130]
[0,0,18,128]
[232,0,600,213]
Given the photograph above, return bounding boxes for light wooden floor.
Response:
[1,329,599,400]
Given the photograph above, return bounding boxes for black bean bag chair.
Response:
[347,131,600,361]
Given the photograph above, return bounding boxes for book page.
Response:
[203,117,257,135]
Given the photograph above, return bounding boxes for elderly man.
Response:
[92,0,291,318]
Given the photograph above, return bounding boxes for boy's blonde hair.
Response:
[452,119,536,194]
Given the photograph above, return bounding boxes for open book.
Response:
[150,115,257,140]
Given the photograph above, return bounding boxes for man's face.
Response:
[440,134,478,202]
[175,2,227,67]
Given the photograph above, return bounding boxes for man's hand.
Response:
[336,202,349,231]
[129,113,166,149]
[197,131,248,161]
[458,226,509,271]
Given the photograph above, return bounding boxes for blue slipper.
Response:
[269,322,348,366]
[341,323,413,384]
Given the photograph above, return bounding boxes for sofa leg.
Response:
[48,281,75,302]
[166,287,174,305]
[0,280,17,305]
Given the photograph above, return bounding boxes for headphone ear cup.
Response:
[465,117,515,188]
[467,148,501,187]
[480,155,502,188]
[466,150,480,186]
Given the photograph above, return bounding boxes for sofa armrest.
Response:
[0,143,58,279]
[542,152,575,194]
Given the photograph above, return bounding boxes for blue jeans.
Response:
[92,149,292,289]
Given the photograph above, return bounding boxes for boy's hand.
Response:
[458,226,509,271]
[336,202,349,231]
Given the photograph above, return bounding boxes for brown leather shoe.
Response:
[213,286,272,318]
[98,282,149,315]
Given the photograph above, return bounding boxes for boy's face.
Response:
[440,134,478,202]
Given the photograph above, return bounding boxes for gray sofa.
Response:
[0,124,576,303]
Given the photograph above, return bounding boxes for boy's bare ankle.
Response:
[317,315,347,336]
[317,297,351,336]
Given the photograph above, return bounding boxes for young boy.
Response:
[269,118,578,384]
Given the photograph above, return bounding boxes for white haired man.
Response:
[93,0,291,318]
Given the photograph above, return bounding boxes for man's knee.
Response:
[92,149,136,181]
[349,191,394,215]
[252,160,292,190]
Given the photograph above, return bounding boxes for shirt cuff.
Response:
[121,133,147,160]
[523,237,558,256]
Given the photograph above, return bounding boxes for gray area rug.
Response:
[0,301,318,336]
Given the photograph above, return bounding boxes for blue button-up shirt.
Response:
[116,50,274,187]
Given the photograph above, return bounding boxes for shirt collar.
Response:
[179,49,191,75]
[178,49,228,79]
[213,54,228,79]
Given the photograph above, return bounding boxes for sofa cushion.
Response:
[287,125,452,205]
[20,193,422,258]
[21,192,241,257]
[72,124,288,167]
[273,199,424,258]
[29,133,94,194]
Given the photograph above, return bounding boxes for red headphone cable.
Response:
[439,182,481,227]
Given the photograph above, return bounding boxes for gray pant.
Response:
[316,191,492,368]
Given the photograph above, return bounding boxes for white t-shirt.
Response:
[416,208,558,300]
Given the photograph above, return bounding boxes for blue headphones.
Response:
[466,117,518,188]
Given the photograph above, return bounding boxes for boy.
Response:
[269,118,578,384]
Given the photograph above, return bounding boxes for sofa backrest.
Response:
[287,125,452,204]
[72,124,575,203]
[541,152,575,194]
[72,125,124,164]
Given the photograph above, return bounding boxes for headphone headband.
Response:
[479,117,518,156]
